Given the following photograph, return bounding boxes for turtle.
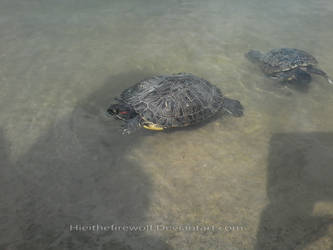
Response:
[245,48,332,85]
[107,73,243,134]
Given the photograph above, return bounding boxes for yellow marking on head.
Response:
[143,123,164,131]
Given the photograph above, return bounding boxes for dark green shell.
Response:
[261,48,318,75]
[120,73,224,128]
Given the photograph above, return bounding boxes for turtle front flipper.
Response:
[121,116,142,135]
[305,65,333,85]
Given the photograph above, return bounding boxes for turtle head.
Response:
[245,50,263,64]
[107,103,137,121]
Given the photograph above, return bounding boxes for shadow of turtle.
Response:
[279,79,311,93]
[0,71,173,250]
[255,132,333,250]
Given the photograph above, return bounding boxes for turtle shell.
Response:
[261,48,318,75]
[120,73,224,128]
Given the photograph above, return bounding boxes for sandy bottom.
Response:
[0,0,333,249]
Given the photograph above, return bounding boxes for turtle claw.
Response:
[121,128,131,135]
[120,116,141,135]
[120,123,132,135]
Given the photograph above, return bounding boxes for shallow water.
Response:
[0,0,333,249]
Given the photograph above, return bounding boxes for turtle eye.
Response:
[107,108,117,115]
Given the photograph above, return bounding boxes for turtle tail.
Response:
[222,98,244,117]
[307,66,333,85]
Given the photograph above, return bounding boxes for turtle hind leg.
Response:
[306,65,333,85]
[272,69,311,85]
[222,98,244,117]
[121,116,141,135]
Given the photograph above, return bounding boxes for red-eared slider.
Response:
[107,73,243,134]
[246,48,332,85]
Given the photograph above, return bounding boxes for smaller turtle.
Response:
[245,48,332,85]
